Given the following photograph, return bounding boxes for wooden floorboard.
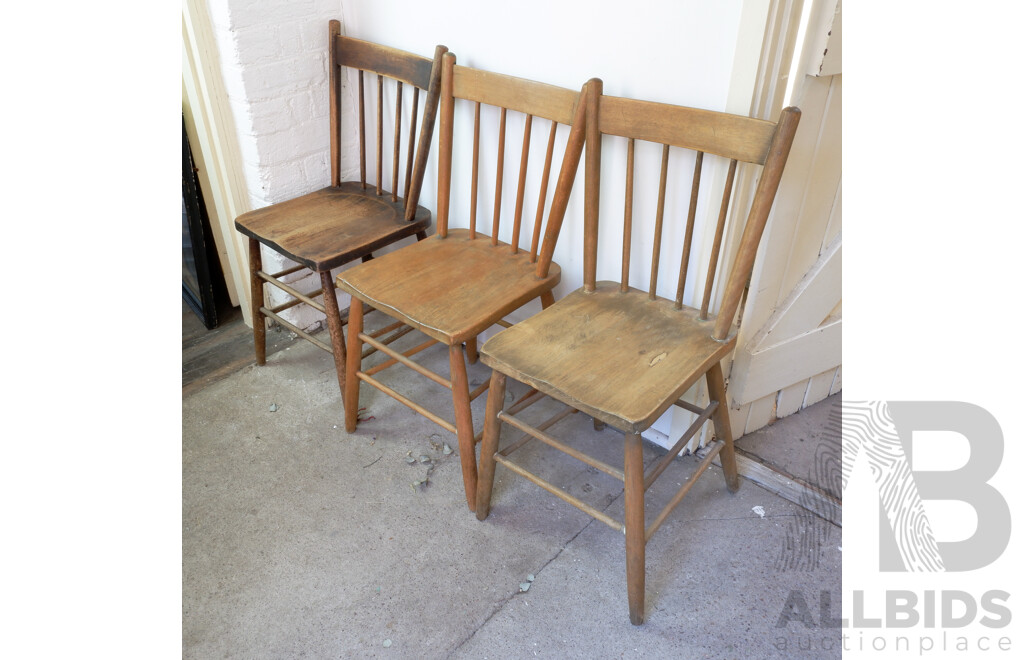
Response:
[183,300,299,397]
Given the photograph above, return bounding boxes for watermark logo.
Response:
[770,400,1015,655]
[843,401,1011,571]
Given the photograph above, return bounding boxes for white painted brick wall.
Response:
[208,0,352,332]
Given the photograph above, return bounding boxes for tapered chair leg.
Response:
[706,361,740,493]
[475,370,507,520]
[247,238,267,366]
[344,298,364,432]
[449,342,479,511]
[624,431,646,625]
[320,270,348,398]
[465,336,479,364]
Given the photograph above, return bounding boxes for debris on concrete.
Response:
[752,505,766,518]
[382,639,392,648]
[269,403,278,412]
[442,443,453,455]
[520,574,536,592]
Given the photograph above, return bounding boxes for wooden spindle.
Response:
[376,74,384,195]
[510,114,533,254]
[648,144,670,301]
[436,52,455,238]
[713,107,801,340]
[404,45,445,222]
[392,81,403,201]
[492,107,507,245]
[358,70,366,188]
[470,102,480,239]
[621,138,635,292]
[530,120,558,263]
[328,21,341,188]
[675,151,704,309]
[404,87,419,202]
[700,158,738,319]
[538,77,596,280]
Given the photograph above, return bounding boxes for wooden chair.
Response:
[234,21,446,400]
[337,52,595,510]
[475,86,800,624]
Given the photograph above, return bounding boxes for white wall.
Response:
[207,0,771,443]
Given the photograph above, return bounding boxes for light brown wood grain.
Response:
[479,282,736,433]
[452,65,580,125]
[337,229,562,344]
[598,95,777,164]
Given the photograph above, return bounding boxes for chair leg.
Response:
[593,418,606,431]
[706,361,740,493]
[449,342,479,512]
[465,337,479,364]
[540,290,555,309]
[475,370,507,520]
[319,270,348,398]
[624,431,646,625]
[247,238,267,366]
[344,298,365,432]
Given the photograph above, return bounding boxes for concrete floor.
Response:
[183,322,841,658]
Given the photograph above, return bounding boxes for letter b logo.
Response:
[844,401,1011,572]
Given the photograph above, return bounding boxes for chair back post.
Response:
[328,20,342,188]
[582,79,602,292]
[436,51,457,238]
[404,44,447,221]
[534,78,597,280]
[711,106,801,340]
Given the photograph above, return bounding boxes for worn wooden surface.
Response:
[235,183,431,272]
[337,229,561,344]
[451,64,579,126]
[182,301,296,398]
[598,95,777,164]
[335,34,434,90]
[480,282,735,433]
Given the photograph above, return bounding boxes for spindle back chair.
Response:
[475,89,800,624]
[337,53,594,510]
[234,21,446,400]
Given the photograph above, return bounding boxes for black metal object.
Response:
[182,116,223,329]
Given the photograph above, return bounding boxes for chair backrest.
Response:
[584,93,800,340]
[435,51,595,278]
[329,20,447,220]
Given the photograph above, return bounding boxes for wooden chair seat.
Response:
[479,282,734,433]
[235,182,431,272]
[337,228,561,345]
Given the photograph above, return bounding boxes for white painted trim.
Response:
[182,0,253,325]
